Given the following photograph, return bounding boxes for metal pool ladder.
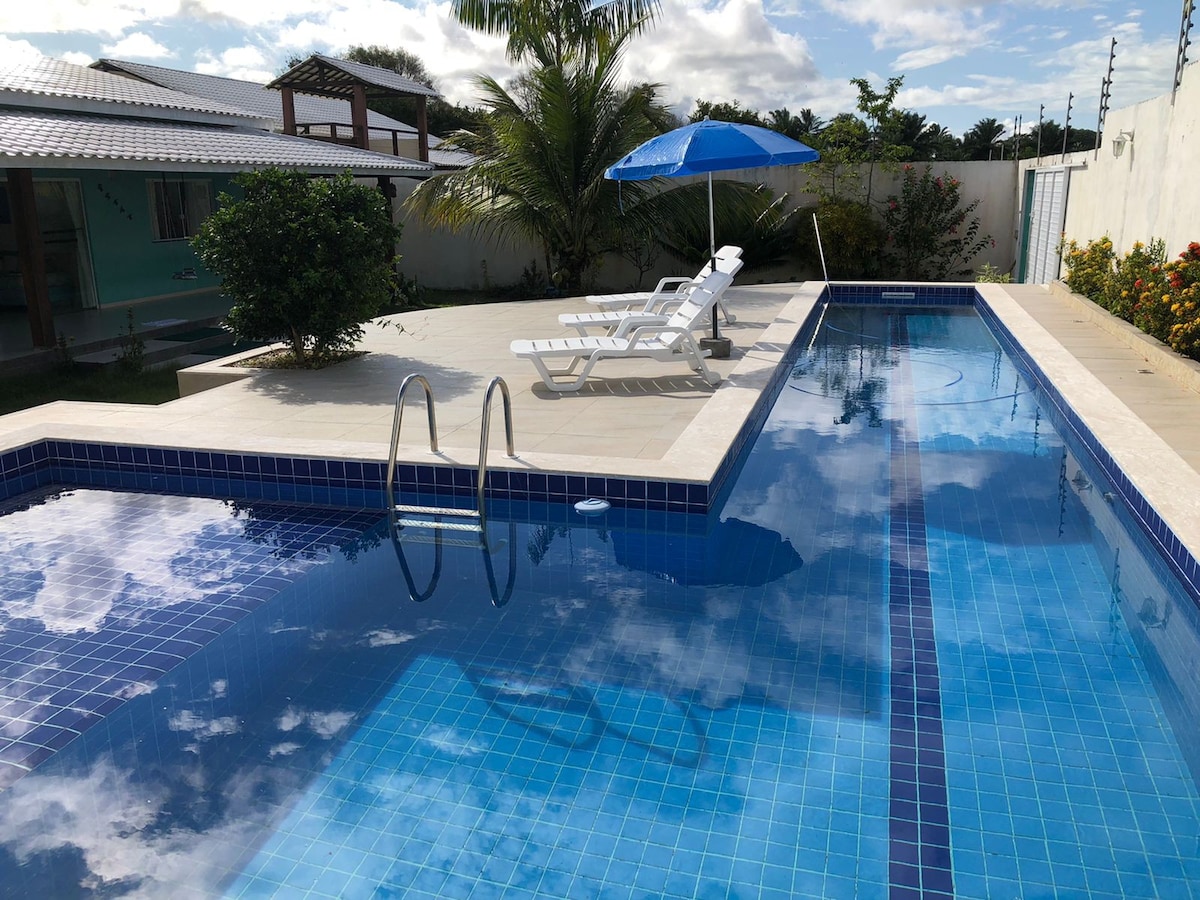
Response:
[384,374,518,605]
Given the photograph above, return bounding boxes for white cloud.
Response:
[61,51,97,65]
[102,31,173,59]
[623,0,834,118]
[266,0,514,105]
[0,36,47,61]
[1,0,179,38]
[818,0,999,52]
[893,44,971,70]
[193,44,272,82]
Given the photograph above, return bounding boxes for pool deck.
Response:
[2,281,1199,565]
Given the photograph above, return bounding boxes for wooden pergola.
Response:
[266,55,441,163]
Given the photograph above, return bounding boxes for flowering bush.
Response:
[881,165,991,281]
[1105,238,1165,322]
[1061,237,1115,303]
[1062,237,1200,361]
[1165,242,1200,358]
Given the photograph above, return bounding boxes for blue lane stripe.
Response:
[888,314,954,900]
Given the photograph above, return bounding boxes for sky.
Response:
[0,0,1188,139]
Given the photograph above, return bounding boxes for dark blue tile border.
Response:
[888,314,954,900]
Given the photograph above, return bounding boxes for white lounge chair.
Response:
[585,245,743,325]
[511,271,733,393]
[558,256,739,336]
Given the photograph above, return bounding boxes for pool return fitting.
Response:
[384,373,518,606]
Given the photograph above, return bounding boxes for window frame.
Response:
[147,178,212,242]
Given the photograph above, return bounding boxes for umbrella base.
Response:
[700,336,732,359]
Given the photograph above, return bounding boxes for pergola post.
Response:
[416,96,429,163]
[6,168,55,349]
[281,86,297,136]
[351,84,370,150]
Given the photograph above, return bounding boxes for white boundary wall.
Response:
[1023,61,1200,270]
[393,160,1019,291]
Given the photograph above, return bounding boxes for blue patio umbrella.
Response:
[605,119,820,341]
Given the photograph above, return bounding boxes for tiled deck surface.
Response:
[1,281,1199,557]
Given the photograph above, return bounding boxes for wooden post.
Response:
[416,96,429,163]
[6,168,55,348]
[392,130,399,157]
[351,84,370,150]
[281,86,297,135]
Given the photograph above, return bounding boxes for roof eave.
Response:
[0,91,274,129]
[0,154,434,178]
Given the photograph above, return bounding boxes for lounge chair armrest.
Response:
[649,276,691,295]
[625,324,690,342]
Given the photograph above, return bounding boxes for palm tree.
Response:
[961,117,1006,160]
[451,0,660,66]
[407,38,674,292]
[795,108,824,138]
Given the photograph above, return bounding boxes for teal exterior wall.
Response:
[38,169,235,307]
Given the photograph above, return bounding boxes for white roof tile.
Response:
[94,59,419,135]
[0,109,433,175]
[269,55,441,99]
[0,56,263,124]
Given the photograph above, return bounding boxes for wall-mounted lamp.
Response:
[1111,130,1135,158]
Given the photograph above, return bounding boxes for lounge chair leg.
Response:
[526,352,598,392]
[677,333,721,387]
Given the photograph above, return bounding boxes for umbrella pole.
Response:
[708,172,718,342]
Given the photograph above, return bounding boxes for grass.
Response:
[0,363,182,416]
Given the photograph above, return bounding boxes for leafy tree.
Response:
[1024,120,1060,158]
[344,45,483,135]
[689,99,765,126]
[850,75,905,202]
[1065,128,1098,154]
[807,113,869,200]
[880,165,991,280]
[451,0,660,66]
[192,169,399,365]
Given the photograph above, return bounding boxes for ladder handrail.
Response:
[386,373,438,508]
[389,513,443,602]
[477,376,517,519]
[385,373,519,607]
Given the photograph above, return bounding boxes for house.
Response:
[0,55,443,363]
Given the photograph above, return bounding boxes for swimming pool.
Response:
[0,297,1198,898]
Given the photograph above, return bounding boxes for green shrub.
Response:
[798,198,886,279]
[192,168,400,366]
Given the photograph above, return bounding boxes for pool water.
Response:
[0,305,1198,898]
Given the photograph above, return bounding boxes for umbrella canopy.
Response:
[605,119,819,340]
[604,118,820,182]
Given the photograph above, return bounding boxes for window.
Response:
[148,179,211,241]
